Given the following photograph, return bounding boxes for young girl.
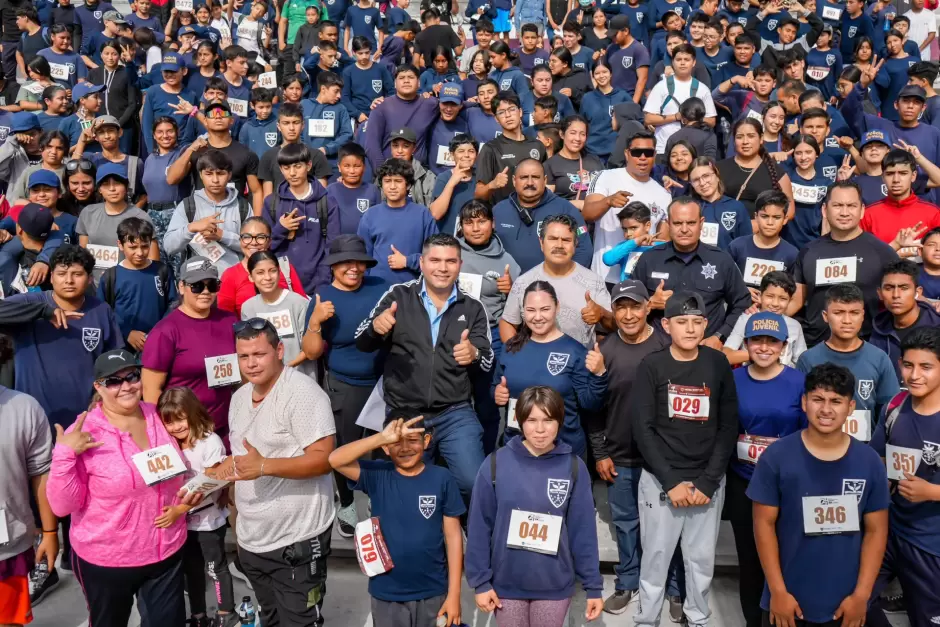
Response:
[760,101,787,159]
[280,74,305,105]
[241,251,316,379]
[157,387,236,627]
[655,140,696,197]
[782,134,829,250]
[419,46,460,95]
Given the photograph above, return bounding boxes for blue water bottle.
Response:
[237,596,256,625]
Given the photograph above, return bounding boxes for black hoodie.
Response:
[553,67,593,110]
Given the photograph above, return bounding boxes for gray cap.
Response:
[611,279,649,304]
[664,291,706,318]
[103,10,127,23]
[93,115,121,129]
[179,256,219,283]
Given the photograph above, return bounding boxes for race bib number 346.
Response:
[667,384,711,421]
[802,494,859,535]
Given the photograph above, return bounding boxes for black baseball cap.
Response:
[611,279,649,304]
[94,349,141,380]
[664,292,706,318]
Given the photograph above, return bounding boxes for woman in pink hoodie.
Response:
[47,349,189,627]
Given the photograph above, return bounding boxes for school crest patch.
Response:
[721,211,737,231]
[822,166,837,179]
[264,132,278,147]
[323,110,335,120]
[500,79,511,90]
[82,328,101,352]
[923,441,940,466]
[826,54,836,65]
[881,183,888,197]
[357,198,370,213]
[372,80,382,93]
[767,18,778,29]
[364,14,372,23]
[622,56,633,69]
[155,276,164,297]
[529,149,540,159]
[547,479,571,508]
[546,352,570,376]
[842,479,866,503]
[94,10,102,18]
[418,495,436,519]
[636,11,644,21]
[848,26,857,37]
[858,379,874,400]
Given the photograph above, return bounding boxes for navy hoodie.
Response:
[870,301,940,384]
[263,178,341,293]
[342,62,395,120]
[465,436,603,600]
[237,115,281,159]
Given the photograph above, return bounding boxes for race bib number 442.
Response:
[131,444,187,486]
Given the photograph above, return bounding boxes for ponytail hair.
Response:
[734,116,783,192]
[504,281,558,354]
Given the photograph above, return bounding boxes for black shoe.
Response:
[882,592,905,614]
[58,548,72,571]
[188,616,211,627]
[210,612,241,627]
[29,567,59,605]
[668,595,685,623]
[336,503,357,538]
[603,589,635,614]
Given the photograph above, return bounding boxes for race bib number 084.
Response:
[815,256,857,285]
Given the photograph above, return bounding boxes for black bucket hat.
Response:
[323,234,378,268]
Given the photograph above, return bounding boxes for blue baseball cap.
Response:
[177,25,197,37]
[18,203,55,239]
[71,83,104,103]
[744,311,788,342]
[27,169,60,189]
[96,162,129,185]
[11,112,40,133]
[860,129,890,149]
[162,53,184,72]
[439,83,464,104]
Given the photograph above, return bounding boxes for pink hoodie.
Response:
[47,402,187,568]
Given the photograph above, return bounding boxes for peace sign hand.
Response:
[894,139,922,160]
[55,413,104,456]
[837,154,856,182]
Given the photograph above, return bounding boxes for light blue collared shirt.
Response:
[420,280,459,346]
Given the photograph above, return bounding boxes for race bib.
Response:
[746,108,763,123]
[182,473,230,497]
[88,244,120,269]
[667,384,711,421]
[806,66,831,81]
[190,233,226,265]
[228,98,249,117]
[886,443,922,481]
[176,0,193,10]
[257,71,277,89]
[11,270,27,294]
[842,410,871,442]
[506,397,519,430]
[625,251,643,276]
[821,5,842,19]
[436,145,456,167]
[308,118,335,137]
[791,183,824,205]
[507,509,563,555]
[131,443,187,486]
[700,222,719,246]
[743,257,786,286]
[802,494,859,535]
[736,434,777,464]
[457,272,483,298]
[49,63,70,81]
[205,354,240,387]
[24,82,45,95]
[355,517,394,577]
[815,256,857,285]
[0,509,8,545]
[260,309,294,337]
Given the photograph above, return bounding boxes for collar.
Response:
[664,242,702,262]
[883,193,919,208]
[420,279,458,305]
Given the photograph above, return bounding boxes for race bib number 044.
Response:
[506,509,563,555]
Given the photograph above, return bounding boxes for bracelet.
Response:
[260,458,266,477]
[42,529,57,534]
[308,325,322,334]
[189,107,198,118]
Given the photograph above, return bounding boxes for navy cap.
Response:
[611,279,650,304]
[27,169,60,189]
[860,129,891,149]
[71,83,104,103]
[177,25,197,37]
[439,83,463,104]
[744,311,789,342]
[664,291,706,318]
[96,162,129,185]
[897,84,927,102]
[18,203,55,239]
[162,53,183,71]
[609,14,630,31]
[11,112,40,132]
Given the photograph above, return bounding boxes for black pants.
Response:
[762,612,841,627]
[324,373,371,508]
[1,39,18,82]
[72,549,185,627]
[238,525,332,627]
[181,526,235,615]
[727,470,764,627]
[277,46,295,84]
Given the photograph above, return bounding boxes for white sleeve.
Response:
[928,14,937,34]
[146,46,162,72]
[723,314,748,350]
[200,433,228,469]
[700,86,718,117]
[643,81,666,115]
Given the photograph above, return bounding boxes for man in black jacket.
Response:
[356,233,493,502]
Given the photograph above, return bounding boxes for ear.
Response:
[422,433,432,450]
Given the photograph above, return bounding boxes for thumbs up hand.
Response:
[489,166,510,191]
[496,264,512,294]
[494,375,510,406]
[651,279,673,310]
[388,244,407,270]
[581,290,604,325]
[373,301,398,335]
[453,328,478,366]
[585,342,606,376]
[310,293,335,325]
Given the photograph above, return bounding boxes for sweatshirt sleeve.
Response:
[46,443,89,518]
[326,107,353,157]
[567,457,603,598]
[601,238,639,268]
[364,104,388,170]
[468,299,494,373]
[693,357,739,498]
[464,456,498,594]
[571,349,607,412]
[631,358,682,492]
[162,201,194,256]
[354,286,397,353]
[0,294,56,332]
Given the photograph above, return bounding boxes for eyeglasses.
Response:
[187,279,221,293]
[233,317,275,334]
[205,108,232,119]
[239,233,271,244]
[65,158,95,174]
[629,148,656,158]
[495,106,520,118]
[99,370,141,388]
[690,172,716,185]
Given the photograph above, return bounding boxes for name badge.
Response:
[791,183,824,205]
[625,251,643,276]
[24,82,45,95]
[886,443,922,481]
[257,71,277,89]
[821,5,842,19]
[131,443,187,486]
[436,144,456,167]
[700,222,719,246]
[309,118,335,137]
[49,63,70,80]
[457,272,483,298]
[190,233,226,265]
[843,409,871,441]
[355,517,394,577]
[736,434,777,464]
[651,271,669,280]
[228,98,249,117]
[507,397,519,430]
[205,354,240,387]
[507,509,563,555]
[260,309,295,337]
[815,256,857,285]
[743,257,785,286]
[667,383,711,421]
[802,494,859,535]
[88,244,120,269]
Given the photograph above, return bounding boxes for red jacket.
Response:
[218,260,307,317]
[860,194,940,244]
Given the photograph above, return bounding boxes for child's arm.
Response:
[328,417,424,482]
[439,515,464,626]
[154,503,193,528]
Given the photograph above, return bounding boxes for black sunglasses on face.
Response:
[187,279,221,294]
[100,370,141,388]
[629,148,656,158]
[233,317,276,334]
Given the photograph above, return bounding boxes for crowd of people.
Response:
[1,0,940,625]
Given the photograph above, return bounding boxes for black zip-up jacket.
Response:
[0,0,28,42]
[355,278,494,415]
[88,66,140,131]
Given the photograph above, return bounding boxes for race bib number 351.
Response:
[886,443,922,481]
[667,384,711,421]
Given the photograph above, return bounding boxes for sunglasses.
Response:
[187,279,221,293]
[206,108,232,119]
[629,148,656,158]
[65,158,95,174]
[239,233,271,244]
[233,317,275,334]
[99,370,141,388]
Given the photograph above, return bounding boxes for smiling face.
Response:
[383,425,431,470]
[901,348,940,399]
[563,120,587,153]
[28,184,59,208]
[239,220,271,258]
[419,243,461,291]
[793,141,817,171]
[332,260,367,289]
[249,258,280,294]
[522,289,558,338]
[746,335,785,367]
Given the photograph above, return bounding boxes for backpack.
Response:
[184,194,252,224]
[99,262,172,309]
[490,447,579,514]
[22,26,51,48]
[266,195,330,239]
[659,74,700,115]
[883,391,910,441]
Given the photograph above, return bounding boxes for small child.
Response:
[536,125,562,158]
[328,413,464,627]
[292,5,322,67]
[156,387,237,627]
[602,202,655,281]
[384,0,411,31]
[727,189,799,302]
[326,142,381,234]
[238,88,279,158]
[97,218,176,353]
[722,271,807,367]
[921,227,940,299]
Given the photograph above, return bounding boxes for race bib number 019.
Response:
[744,257,785,286]
[507,509,563,555]
[88,244,120,269]
[802,494,859,535]
[815,256,857,285]
[736,434,777,464]
[667,384,710,421]
[131,443,187,486]
[700,222,719,246]
[886,443,922,481]
[842,410,871,442]
[355,517,394,577]
[205,354,240,387]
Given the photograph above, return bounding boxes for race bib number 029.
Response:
[815,256,857,285]
[736,434,777,464]
[886,443,922,481]
[131,444,187,486]
[667,384,710,421]
[802,494,859,535]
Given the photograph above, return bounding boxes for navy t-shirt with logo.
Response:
[727,235,799,283]
[747,432,890,623]
[606,40,650,95]
[353,459,465,601]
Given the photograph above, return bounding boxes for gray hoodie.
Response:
[457,233,521,325]
[164,187,245,274]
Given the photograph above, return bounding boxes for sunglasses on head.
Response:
[233,317,276,334]
[187,279,221,293]
[629,148,656,158]
[99,369,141,388]
[65,158,95,174]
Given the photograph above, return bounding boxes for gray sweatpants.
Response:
[635,470,726,627]
[370,594,446,627]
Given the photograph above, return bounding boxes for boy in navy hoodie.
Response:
[326,142,381,234]
[237,88,280,158]
[329,414,464,627]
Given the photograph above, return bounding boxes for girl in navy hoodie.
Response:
[419,45,460,95]
[466,385,604,626]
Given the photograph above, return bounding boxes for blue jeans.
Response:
[472,328,502,455]
[424,402,485,504]
[608,465,684,595]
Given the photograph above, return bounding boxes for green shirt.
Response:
[284,0,327,44]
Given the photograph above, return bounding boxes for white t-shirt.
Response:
[182,433,230,532]
[235,15,264,55]
[903,9,937,61]
[643,76,717,153]
[587,169,672,283]
[228,367,336,553]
